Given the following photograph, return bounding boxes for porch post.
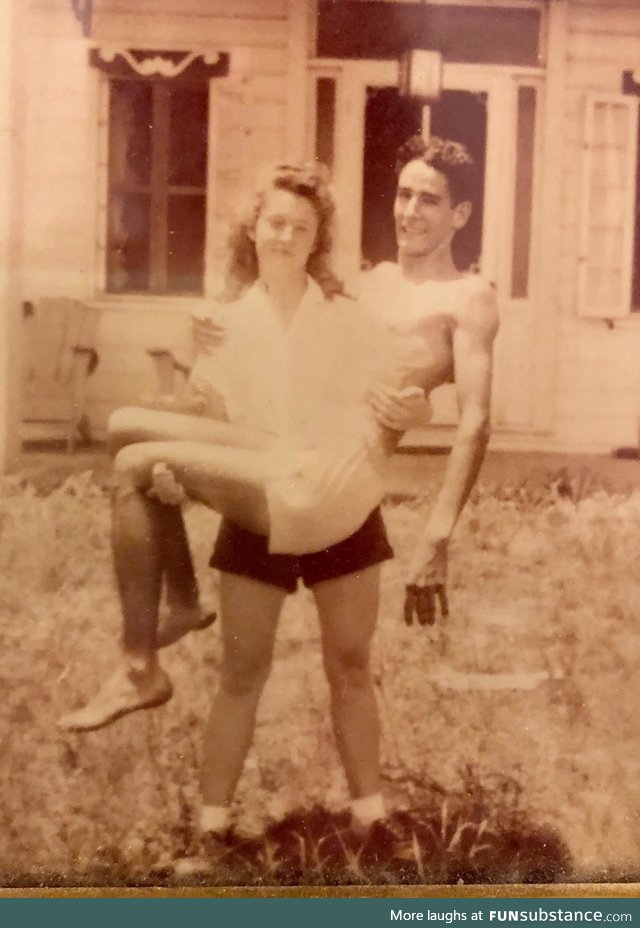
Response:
[0,0,24,471]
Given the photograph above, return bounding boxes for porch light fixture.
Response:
[622,69,640,95]
[398,49,443,101]
[70,0,93,37]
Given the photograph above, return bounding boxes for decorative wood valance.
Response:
[89,47,230,81]
[622,70,640,95]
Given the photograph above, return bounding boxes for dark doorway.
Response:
[361,88,487,270]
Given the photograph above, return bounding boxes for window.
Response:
[90,48,229,296]
[107,78,208,294]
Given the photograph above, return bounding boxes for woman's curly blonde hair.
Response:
[217,162,347,302]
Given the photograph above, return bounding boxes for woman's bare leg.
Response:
[108,406,272,455]
[201,573,286,808]
[313,566,383,815]
[113,440,274,534]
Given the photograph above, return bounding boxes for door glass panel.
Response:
[512,86,537,298]
[361,87,422,267]
[315,77,336,171]
[361,87,486,270]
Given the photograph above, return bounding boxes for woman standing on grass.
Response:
[60,163,430,836]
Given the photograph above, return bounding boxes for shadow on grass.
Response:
[0,802,572,889]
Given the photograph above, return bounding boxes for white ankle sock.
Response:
[350,792,386,828]
[199,805,230,834]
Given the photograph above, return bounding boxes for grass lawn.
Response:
[0,455,639,887]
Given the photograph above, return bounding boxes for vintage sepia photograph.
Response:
[0,0,639,892]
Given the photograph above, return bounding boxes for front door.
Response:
[309,59,544,434]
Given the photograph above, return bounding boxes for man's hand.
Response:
[147,463,187,506]
[403,534,449,626]
[368,384,432,432]
[191,311,226,355]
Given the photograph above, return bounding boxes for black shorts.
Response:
[210,507,393,593]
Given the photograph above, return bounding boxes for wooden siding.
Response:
[96,0,288,17]
[1,0,25,468]
[550,0,640,450]
[30,0,287,16]
[22,13,95,302]
[91,14,289,49]
[22,0,295,435]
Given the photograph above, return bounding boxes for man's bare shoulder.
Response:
[349,261,399,297]
[454,275,499,341]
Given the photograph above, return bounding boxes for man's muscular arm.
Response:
[405,281,498,625]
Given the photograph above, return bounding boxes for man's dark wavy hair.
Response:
[395,135,478,207]
[218,162,346,302]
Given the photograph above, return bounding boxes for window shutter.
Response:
[578,94,639,318]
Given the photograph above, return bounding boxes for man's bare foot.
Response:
[156,606,217,649]
[57,666,173,733]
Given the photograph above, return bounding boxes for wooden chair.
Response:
[22,298,102,452]
[146,347,191,405]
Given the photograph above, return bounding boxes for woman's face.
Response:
[252,188,319,278]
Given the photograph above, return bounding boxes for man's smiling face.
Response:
[394,159,471,259]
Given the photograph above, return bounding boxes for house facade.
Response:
[5,0,640,458]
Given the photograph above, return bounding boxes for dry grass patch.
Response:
[0,468,638,885]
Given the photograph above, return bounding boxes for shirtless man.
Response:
[366,135,499,625]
